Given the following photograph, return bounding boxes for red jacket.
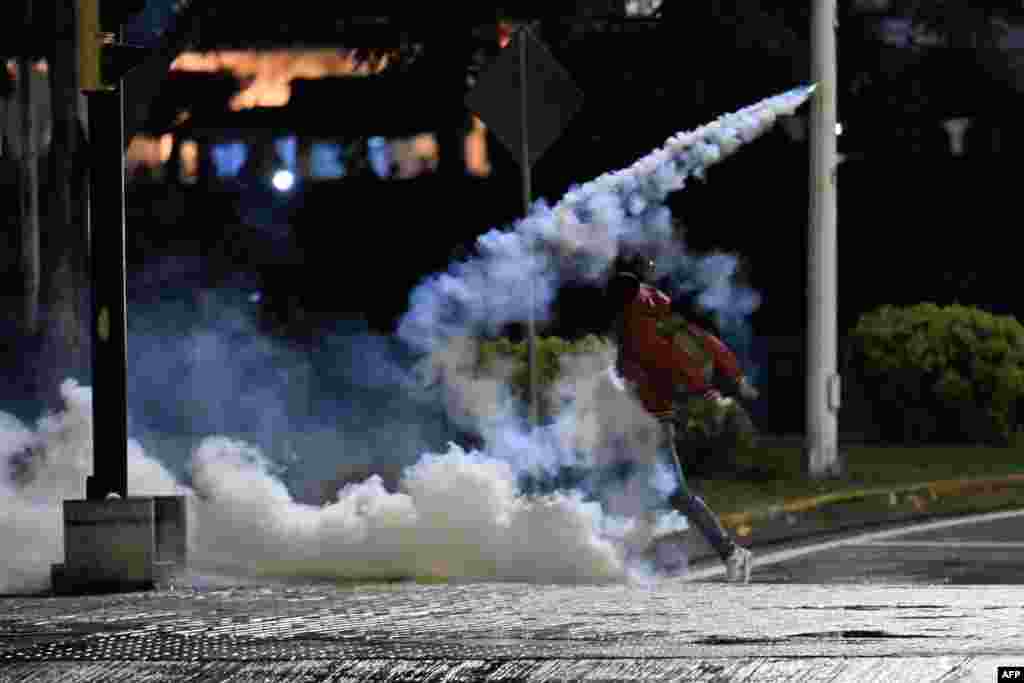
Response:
[615,282,743,419]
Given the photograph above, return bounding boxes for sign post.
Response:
[465,25,583,425]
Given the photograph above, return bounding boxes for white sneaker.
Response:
[725,547,753,583]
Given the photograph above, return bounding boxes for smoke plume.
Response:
[1,381,184,594]
[1,86,813,592]
[1,386,639,588]
[398,86,813,356]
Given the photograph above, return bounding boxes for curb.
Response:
[679,473,1024,564]
[719,473,1024,530]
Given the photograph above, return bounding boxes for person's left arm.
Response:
[688,323,759,400]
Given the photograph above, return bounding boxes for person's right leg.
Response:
[659,418,753,582]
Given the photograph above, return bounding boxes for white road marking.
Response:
[683,507,1024,581]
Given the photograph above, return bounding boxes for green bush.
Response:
[674,395,758,476]
[476,335,612,420]
[848,303,1024,445]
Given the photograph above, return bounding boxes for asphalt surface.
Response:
[2,510,1024,681]
[688,508,1024,585]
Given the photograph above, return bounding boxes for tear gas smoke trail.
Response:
[398,85,815,352]
[390,85,814,568]
[0,87,813,592]
[397,85,815,477]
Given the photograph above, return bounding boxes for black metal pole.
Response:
[85,84,128,501]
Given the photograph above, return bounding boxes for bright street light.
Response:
[271,169,296,192]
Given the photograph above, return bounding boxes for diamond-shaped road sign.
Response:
[465,27,584,169]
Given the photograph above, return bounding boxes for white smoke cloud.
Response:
[184,431,683,583]
[414,336,518,436]
[2,366,681,589]
[1,380,183,594]
[1,86,813,593]
[1,397,638,586]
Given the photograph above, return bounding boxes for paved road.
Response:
[1,510,1023,681]
[688,508,1024,585]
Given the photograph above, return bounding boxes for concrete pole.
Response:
[805,0,843,479]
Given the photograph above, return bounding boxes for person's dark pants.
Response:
[656,417,738,562]
[587,416,738,563]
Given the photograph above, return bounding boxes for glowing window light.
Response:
[212,142,248,177]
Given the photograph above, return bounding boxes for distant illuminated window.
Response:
[212,142,248,177]
[368,136,392,178]
[275,136,298,169]
[311,143,345,179]
[391,133,439,180]
[180,139,199,183]
[465,115,492,177]
[879,18,912,46]
[625,0,663,16]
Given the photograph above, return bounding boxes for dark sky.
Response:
[124,0,180,46]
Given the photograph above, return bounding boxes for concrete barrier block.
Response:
[154,495,188,569]
[58,498,156,593]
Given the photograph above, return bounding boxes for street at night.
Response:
[3,513,1024,681]
[5,1,1024,681]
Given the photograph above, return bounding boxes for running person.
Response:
[606,252,755,582]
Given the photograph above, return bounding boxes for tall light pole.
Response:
[806,0,843,479]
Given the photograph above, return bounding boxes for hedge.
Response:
[848,303,1024,445]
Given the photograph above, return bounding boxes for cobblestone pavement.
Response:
[1,578,1022,681]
